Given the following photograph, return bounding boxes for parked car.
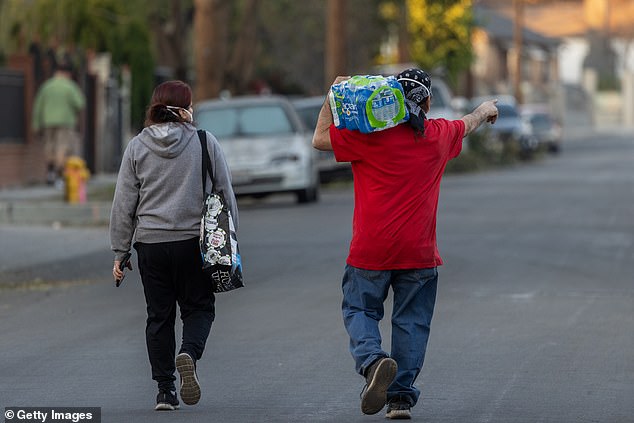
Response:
[291,96,351,182]
[194,96,319,203]
[519,106,563,153]
[427,78,459,120]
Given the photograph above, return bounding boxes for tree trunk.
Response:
[226,0,260,95]
[193,0,229,101]
[170,0,188,82]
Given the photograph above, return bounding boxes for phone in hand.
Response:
[116,252,132,287]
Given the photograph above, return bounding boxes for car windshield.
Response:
[497,104,519,118]
[526,113,553,130]
[529,114,552,125]
[295,105,321,130]
[196,104,295,139]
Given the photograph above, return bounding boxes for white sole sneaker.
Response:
[155,402,179,411]
[176,353,201,405]
[154,390,180,411]
[386,408,411,419]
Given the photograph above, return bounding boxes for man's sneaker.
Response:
[155,390,179,411]
[360,357,397,415]
[176,352,201,405]
[385,399,411,419]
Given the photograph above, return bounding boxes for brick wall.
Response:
[0,143,46,188]
[0,54,44,188]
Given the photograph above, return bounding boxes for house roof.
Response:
[474,6,560,49]
[475,0,634,38]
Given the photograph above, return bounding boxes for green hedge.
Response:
[446,129,542,174]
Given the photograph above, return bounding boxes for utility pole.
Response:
[397,1,409,64]
[325,0,347,89]
[513,0,524,104]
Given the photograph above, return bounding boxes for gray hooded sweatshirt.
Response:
[110,122,237,261]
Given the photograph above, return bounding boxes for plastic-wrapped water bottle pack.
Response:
[329,75,409,134]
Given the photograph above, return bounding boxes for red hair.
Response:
[144,80,192,127]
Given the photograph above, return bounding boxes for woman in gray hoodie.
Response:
[110,80,237,411]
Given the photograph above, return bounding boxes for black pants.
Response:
[135,237,215,391]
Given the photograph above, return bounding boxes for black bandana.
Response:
[396,68,432,135]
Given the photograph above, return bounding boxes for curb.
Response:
[0,201,111,227]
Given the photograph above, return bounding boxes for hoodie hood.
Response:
[137,122,197,158]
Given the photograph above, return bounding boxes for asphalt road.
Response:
[0,132,632,422]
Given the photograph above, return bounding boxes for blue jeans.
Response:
[342,265,438,407]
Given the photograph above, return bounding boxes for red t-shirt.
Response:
[330,119,465,270]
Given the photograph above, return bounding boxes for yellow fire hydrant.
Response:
[64,156,90,204]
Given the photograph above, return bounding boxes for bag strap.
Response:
[197,129,214,193]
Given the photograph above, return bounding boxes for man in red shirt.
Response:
[313,68,498,419]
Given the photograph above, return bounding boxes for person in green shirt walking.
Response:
[32,63,85,185]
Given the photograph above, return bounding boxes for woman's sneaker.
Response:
[385,399,411,419]
[360,357,397,415]
[155,390,179,411]
[176,352,201,405]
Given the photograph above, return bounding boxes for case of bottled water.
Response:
[329,75,409,133]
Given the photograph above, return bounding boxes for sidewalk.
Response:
[0,174,116,227]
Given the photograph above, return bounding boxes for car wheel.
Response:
[548,143,561,154]
[296,185,319,204]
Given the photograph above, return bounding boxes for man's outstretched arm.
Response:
[461,100,499,137]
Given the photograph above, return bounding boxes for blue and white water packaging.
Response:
[329,75,409,133]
